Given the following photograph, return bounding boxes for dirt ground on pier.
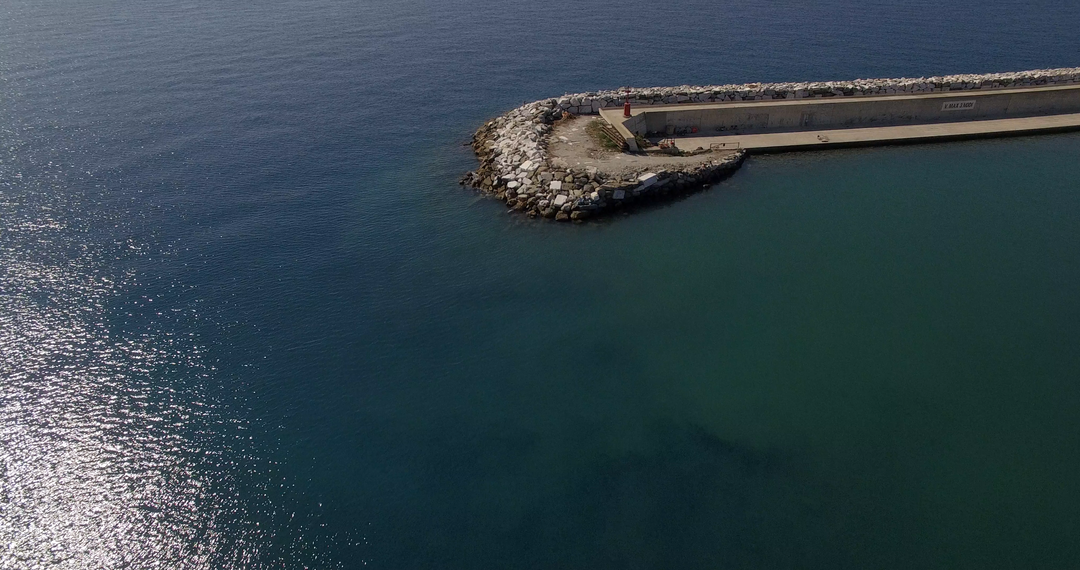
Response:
[548,117,738,177]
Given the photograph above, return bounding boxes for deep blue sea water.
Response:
[3,1,1080,568]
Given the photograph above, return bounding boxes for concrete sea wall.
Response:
[462,67,1080,222]
[550,67,1080,116]
[631,85,1080,136]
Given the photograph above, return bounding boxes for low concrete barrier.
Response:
[628,85,1080,136]
[549,67,1080,116]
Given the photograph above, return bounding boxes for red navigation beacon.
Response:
[623,87,632,118]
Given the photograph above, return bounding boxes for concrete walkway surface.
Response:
[676,113,1080,152]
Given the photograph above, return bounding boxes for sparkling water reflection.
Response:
[4,0,1080,567]
[0,146,248,567]
[0,110,353,566]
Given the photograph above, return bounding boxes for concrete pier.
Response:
[464,68,1080,222]
[600,84,1080,153]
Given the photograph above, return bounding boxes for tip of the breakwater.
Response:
[462,67,1080,222]
[461,106,747,222]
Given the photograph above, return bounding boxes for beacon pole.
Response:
[623,87,632,118]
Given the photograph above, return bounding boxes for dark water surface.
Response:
[3,1,1080,567]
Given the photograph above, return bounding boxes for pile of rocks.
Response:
[551,67,1080,115]
[460,98,746,221]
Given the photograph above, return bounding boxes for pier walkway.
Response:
[661,112,1080,152]
[599,84,1080,153]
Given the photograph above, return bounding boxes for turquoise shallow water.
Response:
[2,0,1080,568]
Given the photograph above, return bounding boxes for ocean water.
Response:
[2,0,1080,567]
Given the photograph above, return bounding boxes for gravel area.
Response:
[548,117,738,177]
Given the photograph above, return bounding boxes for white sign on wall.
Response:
[941,100,977,111]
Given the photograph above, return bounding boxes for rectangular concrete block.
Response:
[553,194,568,207]
[549,181,562,191]
[637,173,658,187]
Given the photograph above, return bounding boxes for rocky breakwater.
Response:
[460,99,746,221]
[461,67,1080,220]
